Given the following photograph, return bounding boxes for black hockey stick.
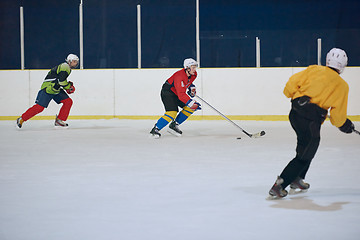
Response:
[195,95,265,138]
[354,129,360,135]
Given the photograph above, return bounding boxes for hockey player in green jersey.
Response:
[16,54,79,128]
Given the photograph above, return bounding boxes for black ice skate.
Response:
[268,176,288,200]
[150,125,161,139]
[289,177,310,195]
[168,121,182,137]
[16,117,24,129]
[55,115,68,128]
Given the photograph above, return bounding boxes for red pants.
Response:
[22,98,73,121]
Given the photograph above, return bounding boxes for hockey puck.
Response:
[236,137,241,139]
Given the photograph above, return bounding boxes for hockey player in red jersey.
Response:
[16,54,79,128]
[150,58,201,138]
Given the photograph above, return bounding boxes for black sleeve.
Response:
[57,70,69,82]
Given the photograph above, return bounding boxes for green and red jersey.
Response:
[41,62,73,95]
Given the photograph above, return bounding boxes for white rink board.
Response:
[0,67,359,117]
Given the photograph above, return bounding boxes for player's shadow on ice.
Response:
[270,196,349,212]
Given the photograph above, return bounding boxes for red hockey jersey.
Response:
[165,69,197,104]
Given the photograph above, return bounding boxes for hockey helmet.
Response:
[326,48,348,74]
[183,58,198,69]
[65,54,79,68]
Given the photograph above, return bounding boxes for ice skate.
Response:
[55,115,68,128]
[16,117,24,129]
[168,121,182,137]
[289,177,310,195]
[150,125,161,139]
[267,176,288,200]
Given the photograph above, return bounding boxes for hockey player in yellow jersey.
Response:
[268,48,357,199]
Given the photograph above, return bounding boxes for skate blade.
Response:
[54,125,69,129]
[289,188,308,195]
[266,194,286,200]
[15,122,22,130]
[167,128,182,137]
[149,133,160,139]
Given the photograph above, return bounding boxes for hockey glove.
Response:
[339,118,354,134]
[187,84,196,98]
[65,81,75,94]
[186,99,201,110]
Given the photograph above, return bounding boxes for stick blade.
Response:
[250,130,266,138]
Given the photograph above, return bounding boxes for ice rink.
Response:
[1,119,359,240]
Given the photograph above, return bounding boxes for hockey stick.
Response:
[195,95,265,138]
[354,129,360,135]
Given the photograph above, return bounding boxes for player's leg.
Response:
[269,110,320,198]
[156,111,177,129]
[150,90,178,138]
[175,105,195,125]
[283,97,325,187]
[287,118,319,194]
[156,90,178,130]
[53,90,73,127]
[168,105,195,136]
[273,111,320,194]
[16,89,49,128]
[281,113,320,182]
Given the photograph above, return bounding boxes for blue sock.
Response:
[156,117,170,130]
[175,112,188,125]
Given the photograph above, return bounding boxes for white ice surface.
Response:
[0,119,359,240]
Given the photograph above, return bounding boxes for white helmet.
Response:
[326,48,348,74]
[65,54,79,68]
[183,58,198,69]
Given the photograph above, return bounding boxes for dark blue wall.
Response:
[0,0,359,69]
[0,1,21,69]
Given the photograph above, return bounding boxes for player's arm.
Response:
[173,76,191,104]
[329,82,350,128]
[57,63,72,90]
[283,70,306,99]
[173,77,200,110]
[54,63,75,94]
[187,84,196,97]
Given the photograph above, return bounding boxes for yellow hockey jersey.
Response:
[284,65,349,127]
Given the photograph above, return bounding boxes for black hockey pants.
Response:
[280,97,327,188]
[161,82,186,111]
